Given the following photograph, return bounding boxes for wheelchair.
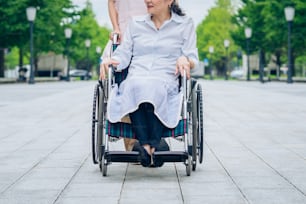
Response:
[92,37,204,177]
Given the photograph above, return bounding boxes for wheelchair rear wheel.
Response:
[191,83,198,171]
[92,83,107,165]
[196,83,204,164]
[191,82,204,170]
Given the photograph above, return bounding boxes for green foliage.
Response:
[0,0,28,48]
[5,48,19,69]
[231,0,265,53]
[0,0,110,76]
[5,47,30,69]
[69,2,110,70]
[197,7,232,60]
[196,0,239,75]
[32,0,78,54]
[232,0,306,71]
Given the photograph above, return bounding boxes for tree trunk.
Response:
[0,49,4,77]
[19,47,23,68]
[275,52,281,79]
[292,52,295,77]
[259,49,264,82]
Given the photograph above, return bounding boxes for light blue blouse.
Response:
[107,12,199,128]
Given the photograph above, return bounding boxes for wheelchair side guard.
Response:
[191,78,197,90]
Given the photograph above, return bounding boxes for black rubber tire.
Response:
[92,84,100,164]
[197,84,204,164]
[186,156,191,176]
[191,83,198,171]
[92,83,106,165]
[102,156,108,176]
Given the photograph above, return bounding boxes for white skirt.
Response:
[107,76,183,128]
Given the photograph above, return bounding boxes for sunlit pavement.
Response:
[0,80,306,204]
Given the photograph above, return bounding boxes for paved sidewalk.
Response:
[0,80,306,204]
[0,77,59,84]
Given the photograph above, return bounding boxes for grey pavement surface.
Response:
[0,80,306,204]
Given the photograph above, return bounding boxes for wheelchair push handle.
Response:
[112,33,120,51]
[109,33,119,71]
[98,34,120,83]
[112,33,119,44]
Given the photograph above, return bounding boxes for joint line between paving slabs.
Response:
[118,163,129,204]
[53,154,90,204]
[174,163,185,203]
[206,142,251,204]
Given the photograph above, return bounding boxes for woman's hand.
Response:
[99,58,120,80]
[175,56,191,79]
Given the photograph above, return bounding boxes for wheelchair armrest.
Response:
[191,78,197,90]
[179,69,188,89]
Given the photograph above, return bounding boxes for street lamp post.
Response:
[65,28,72,81]
[285,6,295,83]
[224,39,230,80]
[96,46,101,76]
[85,39,91,80]
[209,46,214,80]
[245,27,252,81]
[26,7,37,84]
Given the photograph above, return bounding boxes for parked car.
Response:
[69,69,92,80]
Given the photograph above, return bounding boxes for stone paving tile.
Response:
[1,189,60,200]
[181,181,243,197]
[0,198,56,204]
[243,188,306,204]
[119,193,183,204]
[61,182,123,197]
[183,195,248,204]
[55,197,119,204]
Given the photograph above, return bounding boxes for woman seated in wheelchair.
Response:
[100,0,198,167]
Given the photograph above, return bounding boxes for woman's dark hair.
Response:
[170,1,185,16]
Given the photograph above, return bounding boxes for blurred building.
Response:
[37,52,68,78]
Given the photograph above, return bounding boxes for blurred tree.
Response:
[196,0,238,76]
[5,47,29,69]
[0,0,28,77]
[26,0,78,75]
[262,0,306,76]
[0,0,76,77]
[232,0,306,77]
[69,1,110,72]
[0,0,110,78]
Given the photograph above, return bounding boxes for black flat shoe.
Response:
[139,146,151,167]
[152,154,164,168]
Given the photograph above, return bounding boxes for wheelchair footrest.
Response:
[153,151,188,163]
[105,151,140,163]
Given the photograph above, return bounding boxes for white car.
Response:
[69,69,92,80]
[230,69,244,78]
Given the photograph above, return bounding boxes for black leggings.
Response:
[129,103,164,148]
